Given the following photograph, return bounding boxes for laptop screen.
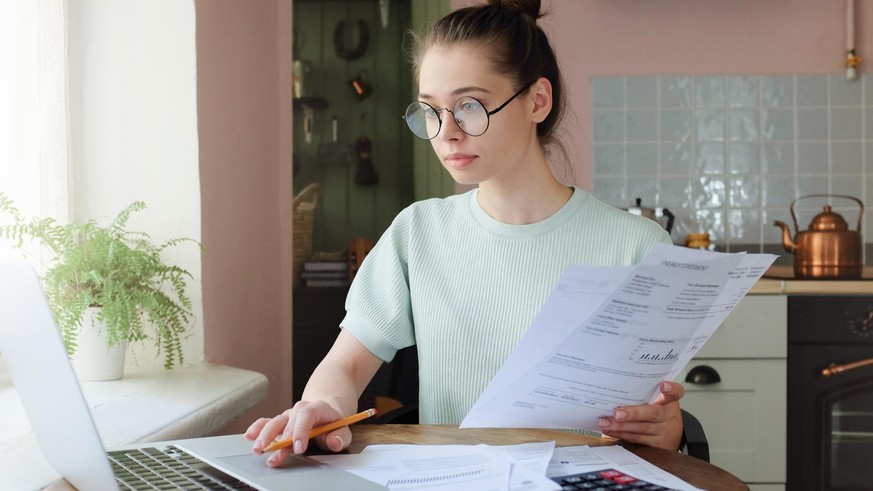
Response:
[0,261,121,490]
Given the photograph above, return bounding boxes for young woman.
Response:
[247,0,684,466]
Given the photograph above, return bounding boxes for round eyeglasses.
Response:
[402,83,532,140]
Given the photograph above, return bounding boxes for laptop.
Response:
[0,261,386,490]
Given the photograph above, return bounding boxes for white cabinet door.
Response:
[679,359,786,484]
[697,295,787,359]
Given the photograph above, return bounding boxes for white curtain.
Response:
[0,0,71,264]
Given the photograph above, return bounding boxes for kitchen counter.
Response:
[749,265,873,295]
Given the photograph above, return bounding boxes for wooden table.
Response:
[50,424,748,490]
[349,425,749,491]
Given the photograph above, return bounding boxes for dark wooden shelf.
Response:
[292,96,328,110]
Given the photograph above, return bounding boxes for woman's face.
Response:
[417,44,539,187]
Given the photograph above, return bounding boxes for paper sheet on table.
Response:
[362,441,559,491]
[313,442,559,491]
[546,445,704,491]
[462,243,776,431]
[362,441,555,474]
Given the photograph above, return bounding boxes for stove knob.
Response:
[849,306,873,338]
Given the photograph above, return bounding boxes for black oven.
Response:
[788,296,873,491]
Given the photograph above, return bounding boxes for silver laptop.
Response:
[0,261,385,490]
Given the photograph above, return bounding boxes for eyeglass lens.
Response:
[404,96,489,140]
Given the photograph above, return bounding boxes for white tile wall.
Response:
[591,74,873,256]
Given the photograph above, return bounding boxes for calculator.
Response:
[550,468,680,490]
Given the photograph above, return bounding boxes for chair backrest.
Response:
[680,409,710,462]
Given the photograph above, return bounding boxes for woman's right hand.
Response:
[245,400,351,467]
[245,329,385,467]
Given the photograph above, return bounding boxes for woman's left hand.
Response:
[597,381,685,451]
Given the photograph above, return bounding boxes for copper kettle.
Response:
[773,194,864,279]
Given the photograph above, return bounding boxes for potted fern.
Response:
[0,192,199,378]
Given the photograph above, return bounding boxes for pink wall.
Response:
[192,0,871,432]
[454,0,872,188]
[196,0,294,432]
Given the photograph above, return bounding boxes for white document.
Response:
[462,243,776,431]
[362,441,559,491]
[547,445,704,491]
[314,442,560,491]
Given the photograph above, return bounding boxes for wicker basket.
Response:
[293,183,320,284]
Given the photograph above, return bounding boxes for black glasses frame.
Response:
[403,82,533,140]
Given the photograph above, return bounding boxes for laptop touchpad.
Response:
[216,453,384,489]
[217,453,319,478]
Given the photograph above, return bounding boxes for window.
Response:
[0,0,70,264]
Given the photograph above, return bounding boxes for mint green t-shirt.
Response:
[341,187,671,424]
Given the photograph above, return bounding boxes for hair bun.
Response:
[488,0,543,20]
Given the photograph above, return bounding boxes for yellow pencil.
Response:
[263,408,377,452]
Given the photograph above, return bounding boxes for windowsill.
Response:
[0,363,268,490]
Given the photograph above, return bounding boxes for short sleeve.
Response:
[340,210,416,362]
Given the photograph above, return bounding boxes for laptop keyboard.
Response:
[108,446,257,490]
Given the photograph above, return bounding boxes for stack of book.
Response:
[301,259,349,287]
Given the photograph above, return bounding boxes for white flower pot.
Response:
[69,307,127,381]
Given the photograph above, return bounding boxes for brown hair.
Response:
[411,0,566,150]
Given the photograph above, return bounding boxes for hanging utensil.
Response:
[354,114,378,185]
[349,69,373,100]
[293,59,312,99]
[303,106,314,144]
[379,0,390,29]
[355,136,378,185]
[316,116,355,166]
[333,19,369,61]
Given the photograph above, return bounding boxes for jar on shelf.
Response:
[685,232,711,249]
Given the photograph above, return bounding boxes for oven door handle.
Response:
[822,358,873,377]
